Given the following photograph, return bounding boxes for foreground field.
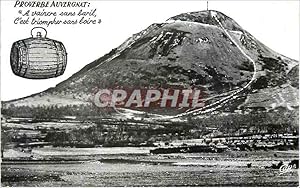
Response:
[1,148,298,186]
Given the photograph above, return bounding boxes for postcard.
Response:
[1,0,299,187]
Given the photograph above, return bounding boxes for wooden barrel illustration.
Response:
[10,27,67,79]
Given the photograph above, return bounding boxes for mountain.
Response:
[2,10,298,118]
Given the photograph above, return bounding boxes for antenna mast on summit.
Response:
[206,1,209,11]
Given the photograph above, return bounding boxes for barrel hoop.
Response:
[58,42,67,75]
[18,41,28,75]
[52,41,61,77]
[28,46,61,51]
[27,69,59,74]
[16,41,24,74]
[54,41,66,76]
[21,40,29,76]
[28,66,59,71]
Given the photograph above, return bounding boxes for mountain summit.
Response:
[3,10,298,117]
[168,10,243,31]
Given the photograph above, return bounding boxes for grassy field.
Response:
[2,149,298,187]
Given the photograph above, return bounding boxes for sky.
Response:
[1,0,299,101]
